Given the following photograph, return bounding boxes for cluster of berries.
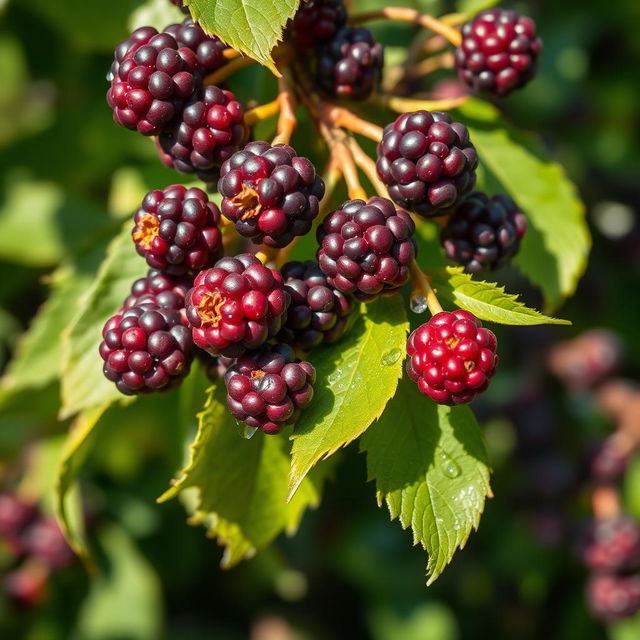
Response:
[0,493,74,607]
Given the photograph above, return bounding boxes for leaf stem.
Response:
[204,56,255,86]
[244,99,280,126]
[409,260,443,315]
[272,74,298,145]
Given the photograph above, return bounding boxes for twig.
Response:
[204,56,255,86]
[222,48,242,60]
[321,103,384,142]
[244,99,280,126]
[407,52,455,78]
[272,74,298,145]
[371,93,468,113]
[409,259,443,315]
[347,137,388,199]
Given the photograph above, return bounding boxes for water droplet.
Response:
[410,294,428,314]
[381,348,402,366]
[236,422,258,439]
[436,447,461,478]
[327,368,343,385]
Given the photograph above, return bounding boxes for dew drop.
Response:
[381,348,402,366]
[236,422,258,439]
[410,294,428,314]
[436,447,461,478]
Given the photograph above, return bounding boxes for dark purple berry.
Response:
[579,517,640,574]
[287,0,347,49]
[587,574,640,621]
[23,517,74,569]
[169,0,190,14]
[124,269,193,317]
[218,142,325,248]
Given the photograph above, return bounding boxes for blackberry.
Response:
[224,344,315,434]
[406,310,498,405]
[186,253,290,357]
[195,351,234,381]
[100,304,192,395]
[288,0,347,50]
[157,85,248,183]
[124,269,192,314]
[132,185,223,275]
[279,260,355,351]
[107,20,228,136]
[0,494,37,538]
[23,517,74,569]
[316,27,384,100]
[455,9,542,96]
[587,574,640,621]
[316,197,416,302]
[579,517,640,574]
[441,192,527,272]
[376,110,477,217]
[218,142,325,247]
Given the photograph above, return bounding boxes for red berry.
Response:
[287,0,347,50]
[587,574,640,621]
[23,517,74,570]
[579,517,640,574]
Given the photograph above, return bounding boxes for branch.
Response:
[347,137,388,199]
[244,99,280,126]
[370,93,468,113]
[272,74,298,145]
[204,56,255,86]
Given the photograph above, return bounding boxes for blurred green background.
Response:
[0,0,639,638]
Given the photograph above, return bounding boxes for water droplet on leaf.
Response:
[436,447,461,478]
[410,294,428,314]
[381,348,402,365]
[236,422,258,439]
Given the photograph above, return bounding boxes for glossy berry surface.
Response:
[579,517,640,574]
[406,310,498,405]
[455,9,543,96]
[186,253,290,357]
[218,142,325,247]
[279,260,354,351]
[587,574,640,621]
[224,344,315,434]
[316,27,384,100]
[441,192,527,272]
[317,197,416,302]
[158,85,248,183]
[288,0,347,50]
[376,110,477,217]
[132,185,223,275]
[100,304,192,395]
[124,269,192,315]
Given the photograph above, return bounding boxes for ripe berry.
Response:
[107,20,228,135]
[406,310,498,405]
[124,269,192,314]
[218,142,325,247]
[316,27,384,100]
[4,564,48,608]
[157,85,248,183]
[588,439,631,483]
[224,344,315,434]
[287,0,347,50]
[185,253,290,357]
[376,110,477,217]
[317,197,416,302]
[169,0,189,14]
[0,494,37,538]
[23,517,74,570]
[100,303,192,395]
[579,517,640,574]
[587,574,640,621]
[195,351,235,381]
[132,185,223,275]
[441,192,527,272]
[455,9,543,96]
[279,260,355,351]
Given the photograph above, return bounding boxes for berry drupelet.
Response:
[185,253,290,357]
[316,27,384,100]
[376,110,477,217]
[157,85,248,183]
[587,574,640,621]
[455,9,542,96]
[224,344,315,434]
[218,142,325,247]
[406,310,498,405]
[317,197,416,302]
[441,192,527,272]
[124,269,192,314]
[579,517,640,574]
[288,0,347,50]
[100,304,192,395]
[279,260,355,351]
[132,185,223,275]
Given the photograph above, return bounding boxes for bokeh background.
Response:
[1,0,639,638]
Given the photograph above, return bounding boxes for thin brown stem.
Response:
[408,52,455,78]
[272,75,298,145]
[347,137,388,199]
[244,99,280,126]
[409,260,443,315]
[371,93,468,113]
[204,56,255,86]
[222,48,242,60]
[321,103,384,142]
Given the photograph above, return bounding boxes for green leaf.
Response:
[185,0,299,74]
[288,295,409,499]
[457,99,590,311]
[60,223,148,419]
[360,377,491,584]
[159,384,334,567]
[456,0,500,17]
[429,267,571,325]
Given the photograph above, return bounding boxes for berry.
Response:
[157,85,248,183]
[279,260,355,350]
[441,192,526,272]
[588,439,631,483]
[124,269,192,314]
[196,351,235,381]
[316,197,416,302]
[455,9,542,97]
[316,27,384,100]
[4,563,48,608]
[186,253,290,357]
[287,0,347,50]
[224,344,315,434]
[376,110,478,217]
[406,310,498,405]
[107,20,228,135]
[169,0,190,14]
[132,185,223,275]
[587,574,640,621]
[0,494,37,538]
[100,303,192,395]
[579,517,640,574]
[218,142,325,247]
[23,517,74,570]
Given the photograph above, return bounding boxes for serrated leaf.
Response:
[457,99,590,311]
[185,0,299,74]
[429,267,570,325]
[288,296,409,499]
[60,223,148,419]
[360,377,491,584]
[159,385,334,567]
